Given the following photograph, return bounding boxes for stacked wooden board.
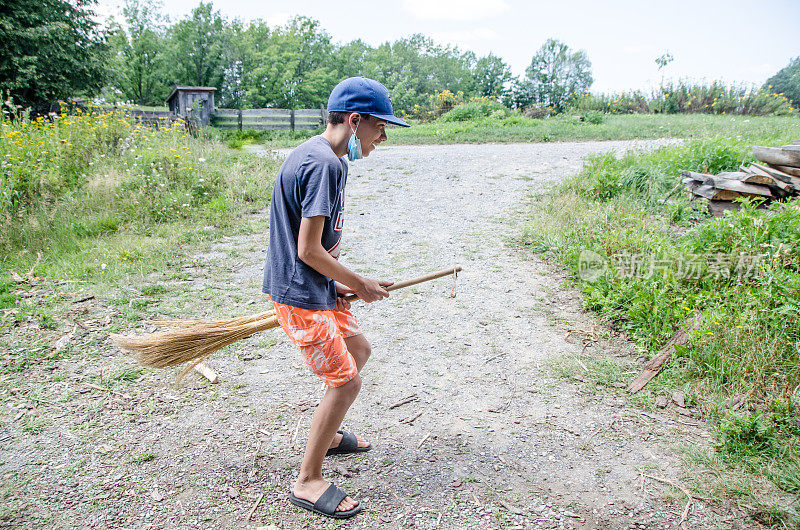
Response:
[682,142,800,217]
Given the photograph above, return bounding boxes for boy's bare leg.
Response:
[328,333,371,451]
[293,374,362,513]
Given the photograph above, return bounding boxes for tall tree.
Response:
[107,0,169,106]
[360,34,477,111]
[472,53,512,99]
[169,2,226,88]
[764,57,800,110]
[0,0,108,111]
[516,38,593,111]
[244,16,336,108]
[217,18,248,108]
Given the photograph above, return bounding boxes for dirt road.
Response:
[3,141,733,529]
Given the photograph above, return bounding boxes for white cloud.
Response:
[402,0,510,21]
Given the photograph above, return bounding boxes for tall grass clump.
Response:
[405,91,518,122]
[521,133,800,512]
[569,81,795,116]
[0,103,277,283]
[524,137,800,399]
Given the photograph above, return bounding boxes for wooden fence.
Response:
[50,100,327,131]
[212,107,326,131]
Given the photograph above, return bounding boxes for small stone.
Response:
[227,487,239,498]
[151,490,163,502]
[671,391,686,408]
[655,395,669,409]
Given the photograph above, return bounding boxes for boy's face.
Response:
[354,115,388,157]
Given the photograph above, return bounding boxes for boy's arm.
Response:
[298,216,391,303]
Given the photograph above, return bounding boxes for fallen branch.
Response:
[417,433,430,449]
[389,394,419,409]
[291,417,302,448]
[246,493,264,522]
[399,411,423,425]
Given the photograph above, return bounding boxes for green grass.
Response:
[518,128,800,524]
[206,127,322,149]
[132,451,156,463]
[387,114,800,145]
[208,110,800,150]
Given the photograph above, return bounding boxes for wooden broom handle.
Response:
[341,266,461,302]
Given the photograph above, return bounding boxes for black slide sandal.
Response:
[288,483,362,519]
[326,429,372,456]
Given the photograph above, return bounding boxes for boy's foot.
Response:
[328,430,370,452]
[326,430,371,456]
[291,478,360,516]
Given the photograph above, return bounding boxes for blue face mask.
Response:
[347,123,362,161]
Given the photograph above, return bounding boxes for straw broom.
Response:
[111,266,461,382]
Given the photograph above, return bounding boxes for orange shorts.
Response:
[272,301,361,388]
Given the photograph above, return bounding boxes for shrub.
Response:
[439,99,510,122]
[522,105,554,119]
[565,81,795,116]
[582,110,604,124]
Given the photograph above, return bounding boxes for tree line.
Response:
[105,0,595,112]
[1,0,796,115]
[0,0,597,114]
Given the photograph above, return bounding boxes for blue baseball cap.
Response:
[327,77,410,127]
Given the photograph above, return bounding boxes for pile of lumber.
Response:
[682,142,800,217]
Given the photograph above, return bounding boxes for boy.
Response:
[262,77,410,519]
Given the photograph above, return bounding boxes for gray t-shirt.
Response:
[262,136,347,310]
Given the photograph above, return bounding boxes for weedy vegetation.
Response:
[518,121,800,523]
[0,104,279,371]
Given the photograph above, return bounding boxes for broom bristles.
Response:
[146,309,276,328]
[110,313,280,371]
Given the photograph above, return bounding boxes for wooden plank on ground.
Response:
[754,146,800,168]
[738,166,778,186]
[753,163,800,189]
[767,163,800,178]
[710,176,773,198]
[628,319,696,394]
[681,170,714,182]
[743,166,797,197]
[693,184,740,201]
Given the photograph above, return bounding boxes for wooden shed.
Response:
[166,86,217,126]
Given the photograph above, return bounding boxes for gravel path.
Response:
[3,140,742,529]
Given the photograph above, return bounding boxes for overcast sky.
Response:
[95,0,800,94]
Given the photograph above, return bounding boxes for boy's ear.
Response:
[348,112,360,128]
